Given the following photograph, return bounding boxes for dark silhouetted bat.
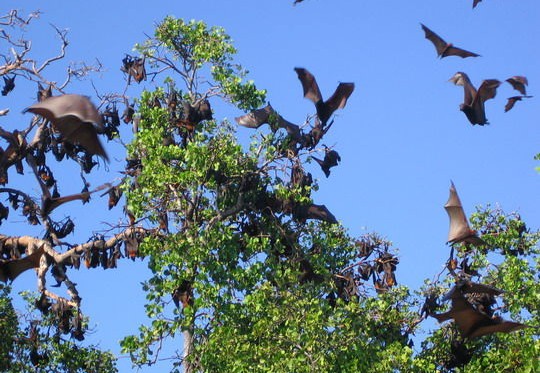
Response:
[312,148,341,177]
[473,0,482,8]
[0,250,42,282]
[24,94,109,161]
[442,280,503,302]
[293,203,338,224]
[504,95,532,113]
[421,24,480,59]
[506,76,528,95]
[433,289,528,339]
[294,67,354,125]
[41,183,110,217]
[37,82,52,102]
[449,72,501,125]
[235,104,302,141]
[444,182,485,246]
[1,75,15,96]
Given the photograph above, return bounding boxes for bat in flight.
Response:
[235,104,302,141]
[294,67,354,125]
[432,288,528,339]
[293,203,338,224]
[504,95,532,113]
[449,72,500,125]
[444,181,485,246]
[421,24,480,59]
[0,250,42,282]
[442,280,503,302]
[24,94,109,161]
[506,76,528,95]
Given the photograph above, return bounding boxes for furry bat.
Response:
[293,203,338,224]
[444,182,485,246]
[235,104,302,141]
[421,24,480,58]
[312,148,341,177]
[506,76,528,95]
[442,280,503,302]
[294,67,354,125]
[505,95,532,112]
[449,72,500,125]
[432,289,527,339]
[121,55,146,84]
[24,94,109,161]
[1,76,15,96]
[0,250,42,282]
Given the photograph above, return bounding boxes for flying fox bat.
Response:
[449,72,501,125]
[1,76,15,96]
[312,148,341,177]
[235,104,302,140]
[294,67,354,125]
[121,55,146,84]
[293,203,338,224]
[432,290,527,339]
[444,182,485,246]
[24,94,109,161]
[506,76,528,95]
[421,24,480,59]
[0,250,42,282]
[505,95,532,112]
[442,280,503,302]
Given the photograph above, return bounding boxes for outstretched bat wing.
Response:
[421,24,448,56]
[504,95,532,112]
[324,83,355,114]
[25,94,108,161]
[506,76,528,95]
[294,67,322,104]
[235,104,275,128]
[443,46,480,58]
[469,319,528,339]
[444,182,480,244]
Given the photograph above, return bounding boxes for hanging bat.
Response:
[24,94,109,161]
[421,24,480,59]
[504,95,532,113]
[506,76,528,95]
[312,148,341,177]
[444,181,485,246]
[37,82,52,102]
[121,55,146,84]
[449,72,501,125]
[1,75,15,96]
[0,250,42,282]
[294,67,354,125]
[432,289,528,339]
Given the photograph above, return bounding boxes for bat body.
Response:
[293,203,338,224]
[421,24,480,59]
[442,280,503,302]
[0,250,42,282]
[312,149,341,177]
[449,72,500,125]
[121,55,146,84]
[433,290,527,339]
[235,104,302,141]
[444,182,485,246]
[24,94,109,161]
[505,95,532,112]
[506,76,528,95]
[294,67,354,125]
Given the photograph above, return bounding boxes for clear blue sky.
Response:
[3,1,539,371]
